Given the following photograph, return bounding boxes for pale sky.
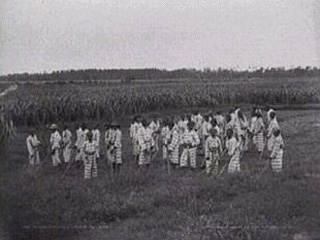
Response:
[0,0,319,75]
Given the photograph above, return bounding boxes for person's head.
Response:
[204,115,209,122]
[187,121,195,131]
[30,128,36,136]
[256,112,262,119]
[225,114,231,123]
[211,118,217,127]
[94,123,99,130]
[274,129,281,137]
[141,118,148,128]
[226,128,233,139]
[50,124,58,132]
[270,111,276,119]
[216,110,222,115]
[87,131,93,141]
[81,122,87,130]
[210,128,218,137]
[63,124,69,130]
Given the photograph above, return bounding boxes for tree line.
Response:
[1,67,320,82]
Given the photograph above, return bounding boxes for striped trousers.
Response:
[169,148,179,165]
[111,147,122,164]
[180,147,197,168]
[206,152,220,174]
[228,151,240,173]
[52,149,61,167]
[255,132,264,152]
[84,154,98,179]
[271,150,283,173]
[139,150,151,165]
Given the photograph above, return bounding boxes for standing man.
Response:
[83,132,98,179]
[61,124,72,163]
[92,123,101,160]
[26,129,41,166]
[50,124,62,167]
[180,122,200,169]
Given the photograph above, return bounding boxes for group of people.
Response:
[26,106,285,179]
[129,106,284,175]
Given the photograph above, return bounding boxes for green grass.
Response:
[1,108,320,240]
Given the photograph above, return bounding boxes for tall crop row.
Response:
[1,80,319,126]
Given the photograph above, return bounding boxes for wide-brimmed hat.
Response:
[50,124,58,130]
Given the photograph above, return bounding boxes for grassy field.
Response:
[1,106,320,240]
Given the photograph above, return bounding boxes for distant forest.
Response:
[1,67,320,82]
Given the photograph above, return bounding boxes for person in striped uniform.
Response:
[111,123,122,175]
[92,123,101,160]
[137,119,155,167]
[130,116,142,163]
[267,111,280,152]
[225,129,242,173]
[180,121,200,169]
[161,118,170,164]
[235,110,249,151]
[83,131,98,179]
[253,113,265,153]
[26,130,41,166]
[249,108,258,147]
[202,115,212,159]
[49,124,62,167]
[270,129,284,173]
[105,123,115,165]
[266,106,275,125]
[61,124,72,163]
[205,128,222,175]
[167,119,180,167]
[149,115,161,152]
[75,124,84,163]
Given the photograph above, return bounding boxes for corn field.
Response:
[1,78,319,126]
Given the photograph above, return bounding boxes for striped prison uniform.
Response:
[253,117,265,152]
[26,134,41,166]
[105,129,115,164]
[267,118,280,151]
[270,135,284,173]
[161,126,170,160]
[226,136,241,173]
[137,127,155,165]
[110,129,122,164]
[235,116,249,151]
[83,140,98,179]
[149,121,160,152]
[180,129,200,168]
[202,120,212,159]
[62,129,72,163]
[50,130,62,167]
[167,128,180,165]
[92,129,101,158]
[130,122,142,157]
[250,116,257,145]
[75,128,88,162]
[205,136,222,174]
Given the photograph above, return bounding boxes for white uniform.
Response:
[267,109,275,124]
[202,120,212,158]
[105,129,115,163]
[149,120,160,152]
[161,126,170,160]
[62,129,72,163]
[50,130,62,166]
[253,117,265,152]
[180,129,200,168]
[235,116,249,151]
[75,128,85,162]
[26,134,41,165]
